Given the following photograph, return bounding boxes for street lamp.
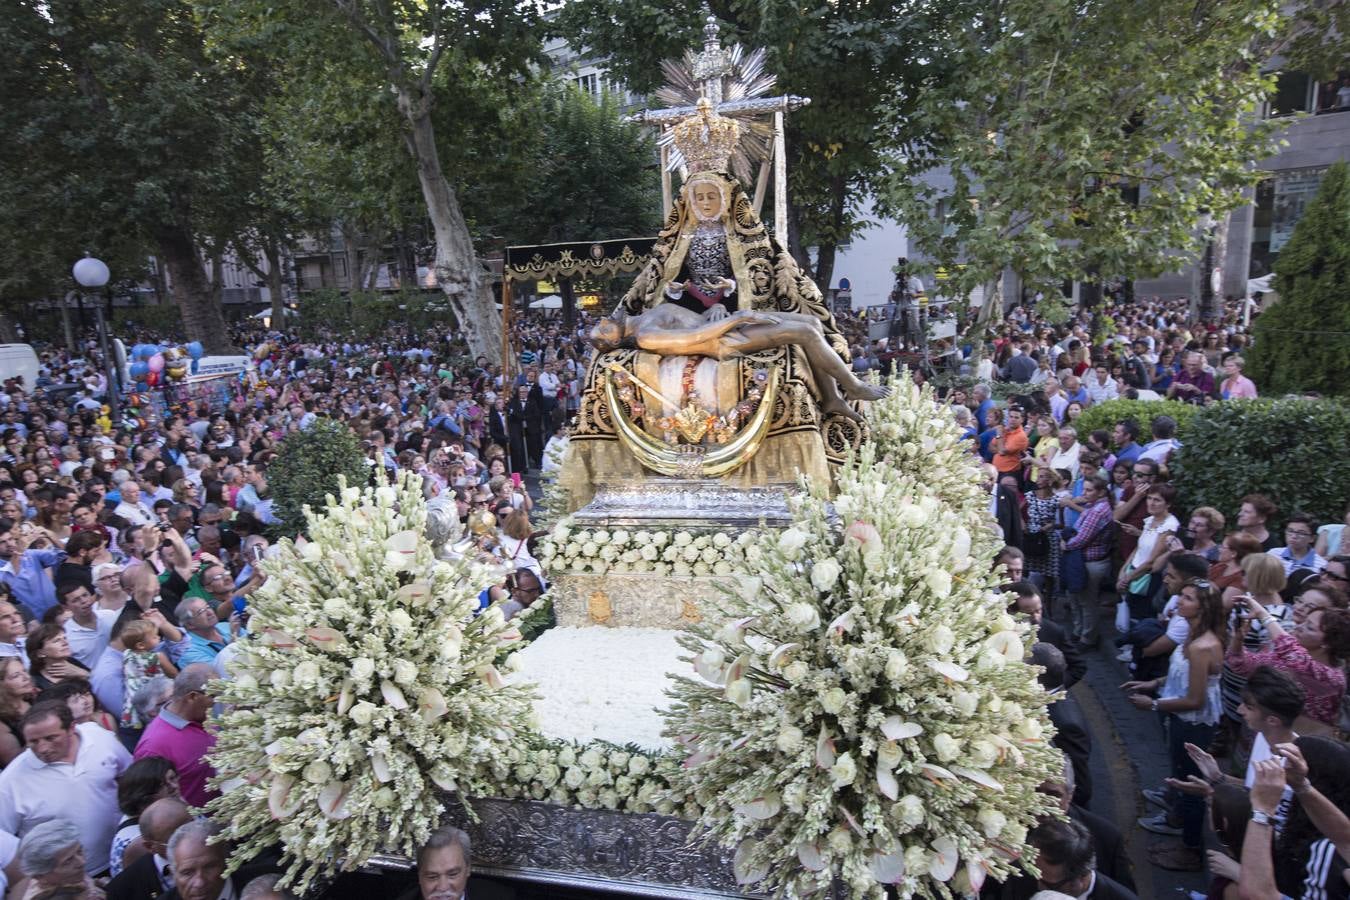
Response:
[72,255,120,427]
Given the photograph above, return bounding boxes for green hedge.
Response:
[268,418,371,535]
[1170,397,1350,530]
[1073,398,1200,441]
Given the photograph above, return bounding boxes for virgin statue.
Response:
[563,100,876,502]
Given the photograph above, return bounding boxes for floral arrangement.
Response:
[662,374,1060,899]
[540,520,757,577]
[205,476,537,892]
[491,738,697,818]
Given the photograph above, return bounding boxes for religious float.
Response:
[204,16,1060,900]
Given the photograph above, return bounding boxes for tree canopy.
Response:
[1246,162,1350,396]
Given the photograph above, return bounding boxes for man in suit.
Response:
[412,824,515,900]
[1027,818,1137,900]
[1031,642,1093,808]
[1009,582,1085,688]
[1042,767,1135,893]
[107,797,193,900]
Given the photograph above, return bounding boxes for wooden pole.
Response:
[501,276,513,385]
[752,157,771,218]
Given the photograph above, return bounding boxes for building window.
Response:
[1316,72,1350,113]
[1249,166,1328,277]
[575,73,599,96]
[1268,70,1313,117]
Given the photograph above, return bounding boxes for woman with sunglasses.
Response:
[1123,579,1226,871]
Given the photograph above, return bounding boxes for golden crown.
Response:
[671,98,740,175]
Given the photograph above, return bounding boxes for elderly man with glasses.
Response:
[173,591,242,668]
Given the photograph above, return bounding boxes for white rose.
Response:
[977,807,1007,839]
[662,545,680,562]
[925,570,953,597]
[599,544,619,561]
[581,542,598,558]
[608,751,630,772]
[302,760,331,783]
[388,609,413,631]
[895,794,925,827]
[641,545,659,561]
[672,562,692,577]
[692,561,711,576]
[830,753,857,788]
[968,739,999,768]
[349,701,378,726]
[811,558,842,592]
[713,560,733,576]
[586,769,610,788]
[785,602,821,633]
[579,748,603,769]
[612,530,630,546]
[932,733,962,762]
[599,789,620,809]
[682,546,701,563]
[674,532,693,547]
[951,690,979,717]
[693,535,710,550]
[820,687,848,715]
[652,532,670,547]
[392,659,418,686]
[778,528,809,559]
[930,624,955,655]
[783,661,809,683]
[557,747,576,767]
[563,767,585,789]
[885,649,909,682]
[538,764,561,788]
[700,547,718,565]
[776,725,804,753]
[713,533,733,549]
[627,755,650,776]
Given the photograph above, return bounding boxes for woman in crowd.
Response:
[1023,415,1060,486]
[27,624,91,692]
[1227,588,1350,727]
[1117,483,1181,620]
[1184,506,1224,562]
[1219,354,1258,400]
[109,756,181,877]
[1023,468,1062,594]
[1314,501,1350,559]
[0,657,35,766]
[36,679,116,732]
[1124,579,1226,871]
[1208,532,1264,593]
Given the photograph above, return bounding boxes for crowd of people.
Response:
[0,286,1341,900]
[947,295,1350,898]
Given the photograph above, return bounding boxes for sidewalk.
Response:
[1069,611,1210,899]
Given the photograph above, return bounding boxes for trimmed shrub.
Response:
[1170,397,1350,530]
[1246,161,1350,397]
[1074,398,1200,442]
[268,417,371,535]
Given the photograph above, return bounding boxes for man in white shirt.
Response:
[1049,427,1084,481]
[1084,364,1119,405]
[114,482,154,527]
[0,700,132,875]
[58,583,118,668]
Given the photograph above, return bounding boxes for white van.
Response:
[0,345,40,391]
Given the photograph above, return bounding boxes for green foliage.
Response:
[112,305,185,338]
[1246,162,1350,397]
[1073,398,1199,441]
[880,0,1288,308]
[1170,398,1350,530]
[268,418,371,536]
[927,374,1029,403]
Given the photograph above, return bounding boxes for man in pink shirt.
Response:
[133,664,217,808]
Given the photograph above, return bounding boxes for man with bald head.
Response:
[106,797,192,900]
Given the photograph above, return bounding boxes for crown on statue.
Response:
[671,98,740,175]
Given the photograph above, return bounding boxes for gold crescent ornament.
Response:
[604,367,778,478]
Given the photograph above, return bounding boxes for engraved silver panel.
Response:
[572,479,799,529]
